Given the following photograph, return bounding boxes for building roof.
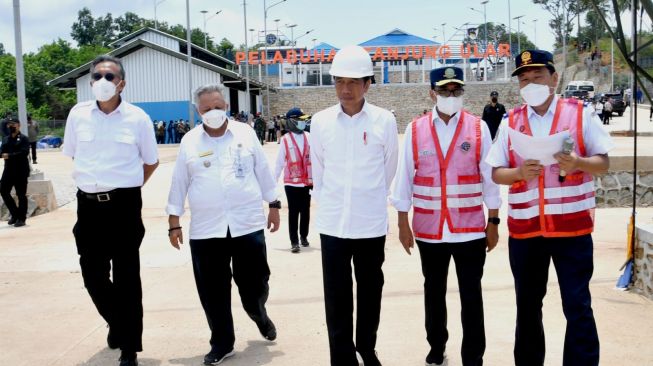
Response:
[358,28,439,47]
[310,42,339,52]
[47,38,266,92]
[110,27,235,66]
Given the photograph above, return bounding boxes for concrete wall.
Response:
[266,81,521,131]
[595,157,653,208]
[634,224,653,300]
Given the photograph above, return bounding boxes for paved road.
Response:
[1,135,652,366]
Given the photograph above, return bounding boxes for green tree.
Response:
[70,7,96,46]
[533,0,579,48]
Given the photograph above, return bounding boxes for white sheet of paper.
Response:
[508,128,570,166]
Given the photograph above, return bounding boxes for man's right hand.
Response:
[517,159,543,181]
[169,228,183,250]
[398,222,415,255]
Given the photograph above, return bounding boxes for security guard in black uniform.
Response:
[1,117,30,227]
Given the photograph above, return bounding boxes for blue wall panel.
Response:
[133,101,201,124]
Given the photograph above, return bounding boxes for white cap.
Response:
[329,45,374,78]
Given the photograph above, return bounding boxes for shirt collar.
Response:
[91,97,126,116]
[337,99,370,119]
[527,95,558,119]
[431,105,461,126]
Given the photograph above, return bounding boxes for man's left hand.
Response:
[267,208,280,233]
[485,223,499,252]
[554,151,580,173]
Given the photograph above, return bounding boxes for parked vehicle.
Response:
[600,92,626,116]
[566,81,595,99]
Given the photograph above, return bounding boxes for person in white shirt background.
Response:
[310,45,399,366]
[274,107,313,253]
[166,84,281,366]
[391,66,501,366]
[63,55,159,366]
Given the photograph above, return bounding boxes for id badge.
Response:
[234,143,245,178]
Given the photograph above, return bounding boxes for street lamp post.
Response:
[264,0,287,120]
[154,0,167,30]
[185,0,194,127]
[12,0,27,134]
[441,22,446,44]
[533,19,538,48]
[507,0,511,57]
[286,24,297,46]
[481,1,489,53]
[243,0,251,116]
[513,15,524,54]
[249,28,256,45]
[200,10,222,50]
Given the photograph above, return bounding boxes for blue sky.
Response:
[0,0,642,56]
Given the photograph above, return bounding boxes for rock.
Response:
[639,173,653,187]
[641,191,653,207]
[617,172,634,187]
[601,174,620,189]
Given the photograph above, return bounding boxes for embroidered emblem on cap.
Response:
[444,68,456,79]
[521,51,532,65]
[461,141,471,152]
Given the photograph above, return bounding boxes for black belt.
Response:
[78,187,140,202]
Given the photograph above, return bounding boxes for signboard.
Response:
[235,43,511,65]
[265,34,277,45]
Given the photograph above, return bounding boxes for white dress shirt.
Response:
[275,132,310,187]
[486,96,615,168]
[310,101,399,239]
[390,106,502,243]
[166,120,278,240]
[62,100,159,193]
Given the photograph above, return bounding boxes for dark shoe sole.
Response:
[291,246,300,253]
[204,350,235,365]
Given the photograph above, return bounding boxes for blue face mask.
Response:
[296,121,306,131]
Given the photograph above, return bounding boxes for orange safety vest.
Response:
[507,98,595,239]
[283,132,312,186]
[411,110,485,241]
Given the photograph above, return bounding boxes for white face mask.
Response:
[202,109,227,129]
[436,96,463,116]
[92,78,118,102]
[520,83,552,107]
[296,121,306,131]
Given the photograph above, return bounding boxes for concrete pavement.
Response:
[1,138,653,366]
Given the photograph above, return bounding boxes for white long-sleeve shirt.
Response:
[274,132,310,187]
[166,120,278,239]
[390,107,502,243]
[310,101,399,239]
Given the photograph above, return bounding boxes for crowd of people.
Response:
[153,119,190,144]
[2,45,623,366]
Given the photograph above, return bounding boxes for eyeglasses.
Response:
[436,89,465,97]
[92,72,117,82]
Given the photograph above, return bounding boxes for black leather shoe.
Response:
[300,237,310,247]
[119,352,137,366]
[8,217,16,225]
[107,326,119,349]
[291,244,300,253]
[204,346,235,365]
[425,350,447,366]
[359,350,382,366]
[14,219,25,227]
[256,317,277,341]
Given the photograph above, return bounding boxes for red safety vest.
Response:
[283,132,312,186]
[507,98,595,239]
[411,110,485,241]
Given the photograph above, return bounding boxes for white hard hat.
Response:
[329,45,374,78]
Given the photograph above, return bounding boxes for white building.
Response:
[48,27,265,123]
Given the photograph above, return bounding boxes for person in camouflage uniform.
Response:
[254,112,266,145]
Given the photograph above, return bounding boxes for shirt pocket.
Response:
[76,126,95,142]
[114,129,137,145]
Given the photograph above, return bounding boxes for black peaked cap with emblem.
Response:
[512,50,556,77]
[430,67,464,88]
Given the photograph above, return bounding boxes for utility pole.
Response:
[185,0,195,127]
[12,0,27,134]
[243,0,251,115]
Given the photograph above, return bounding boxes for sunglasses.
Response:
[92,72,118,82]
[436,89,465,97]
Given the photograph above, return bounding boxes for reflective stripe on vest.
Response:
[411,110,485,240]
[507,98,595,239]
[283,133,312,186]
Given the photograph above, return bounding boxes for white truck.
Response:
[565,81,595,99]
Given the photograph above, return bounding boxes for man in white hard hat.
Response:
[310,45,399,366]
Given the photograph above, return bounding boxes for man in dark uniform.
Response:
[481,91,506,140]
[1,117,30,227]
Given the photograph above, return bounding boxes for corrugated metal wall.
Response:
[76,47,224,104]
[141,31,179,51]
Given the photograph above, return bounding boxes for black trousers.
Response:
[29,141,37,162]
[416,238,487,366]
[190,229,271,352]
[267,129,276,142]
[72,188,145,352]
[320,234,385,366]
[0,174,28,221]
[509,234,599,366]
[284,185,311,244]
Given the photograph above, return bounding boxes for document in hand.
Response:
[507,128,571,166]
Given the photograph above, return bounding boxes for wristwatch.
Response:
[488,217,501,225]
[269,200,281,209]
